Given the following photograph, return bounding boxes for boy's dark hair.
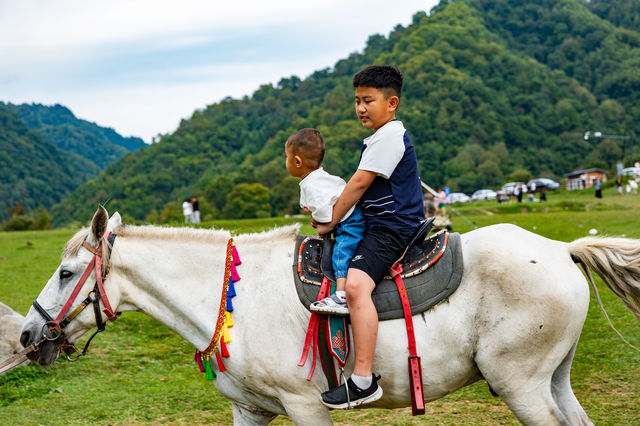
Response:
[286,128,325,168]
[352,65,403,98]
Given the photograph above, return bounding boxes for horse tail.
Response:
[569,236,640,350]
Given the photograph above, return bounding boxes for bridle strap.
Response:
[54,255,97,324]
[32,232,117,358]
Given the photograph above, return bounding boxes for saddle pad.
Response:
[293,231,464,321]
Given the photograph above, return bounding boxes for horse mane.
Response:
[116,225,232,243]
[63,223,301,272]
[116,223,301,245]
[63,228,113,275]
[234,223,301,244]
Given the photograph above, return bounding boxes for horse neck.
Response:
[111,230,232,350]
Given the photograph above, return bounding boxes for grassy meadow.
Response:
[1,187,639,425]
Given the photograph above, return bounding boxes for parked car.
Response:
[471,189,497,201]
[446,192,471,204]
[527,178,560,192]
[501,182,526,195]
[622,167,640,178]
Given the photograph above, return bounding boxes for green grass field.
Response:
[1,187,639,425]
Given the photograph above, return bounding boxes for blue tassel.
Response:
[228,277,236,297]
[226,296,234,312]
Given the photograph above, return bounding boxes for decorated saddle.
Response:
[293,229,464,321]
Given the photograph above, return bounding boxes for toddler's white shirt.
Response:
[299,168,355,223]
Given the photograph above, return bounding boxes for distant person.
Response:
[540,189,547,202]
[424,194,437,217]
[515,184,523,203]
[182,199,193,223]
[594,179,602,198]
[436,188,447,215]
[285,128,365,316]
[626,182,631,195]
[616,176,622,195]
[191,197,200,223]
[630,179,638,195]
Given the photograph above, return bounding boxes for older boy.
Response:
[316,65,425,408]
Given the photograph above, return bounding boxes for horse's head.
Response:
[20,206,122,365]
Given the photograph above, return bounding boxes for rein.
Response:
[31,231,119,361]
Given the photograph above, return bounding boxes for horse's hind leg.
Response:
[476,344,573,425]
[551,342,593,425]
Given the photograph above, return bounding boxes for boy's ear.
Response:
[295,155,303,168]
[388,95,400,111]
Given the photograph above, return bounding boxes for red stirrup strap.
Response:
[298,276,332,380]
[390,262,425,416]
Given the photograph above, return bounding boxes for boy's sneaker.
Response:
[321,374,382,409]
[310,294,349,316]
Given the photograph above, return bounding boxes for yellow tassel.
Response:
[222,321,232,344]
[225,311,234,328]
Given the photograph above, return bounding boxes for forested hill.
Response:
[2,102,145,170]
[53,0,640,225]
[0,105,87,220]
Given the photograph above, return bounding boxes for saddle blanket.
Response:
[292,230,464,321]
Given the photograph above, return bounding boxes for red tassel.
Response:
[215,351,226,372]
[220,337,230,357]
[232,245,241,265]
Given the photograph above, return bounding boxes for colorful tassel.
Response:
[205,358,215,380]
[225,311,234,328]
[220,336,230,357]
[232,245,241,265]
[228,278,236,297]
[194,350,205,372]
[230,263,241,282]
[221,321,231,344]
[226,295,234,312]
[215,351,226,372]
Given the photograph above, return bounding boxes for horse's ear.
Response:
[89,206,109,246]
[108,212,122,233]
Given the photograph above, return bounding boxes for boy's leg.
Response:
[345,268,377,377]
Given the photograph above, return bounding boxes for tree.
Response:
[223,183,271,219]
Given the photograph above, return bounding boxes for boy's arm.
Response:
[316,169,376,235]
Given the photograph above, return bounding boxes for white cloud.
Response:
[0,0,438,142]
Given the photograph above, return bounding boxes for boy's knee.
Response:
[345,270,375,300]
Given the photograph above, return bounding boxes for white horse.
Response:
[19,207,640,425]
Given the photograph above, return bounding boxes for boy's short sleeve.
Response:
[358,121,406,179]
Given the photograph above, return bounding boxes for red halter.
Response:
[32,231,119,360]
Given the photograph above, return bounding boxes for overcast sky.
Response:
[0,0,437,142]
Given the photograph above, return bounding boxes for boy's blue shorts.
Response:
[349,224,415,284]
[333,207,365,279]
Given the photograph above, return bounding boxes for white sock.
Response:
[351,373,372,389]
[334,290,346,300]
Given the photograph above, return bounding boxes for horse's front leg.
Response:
[278,393,333,425]
[231,401,277,426]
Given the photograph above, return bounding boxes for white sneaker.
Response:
[310,294,349,316]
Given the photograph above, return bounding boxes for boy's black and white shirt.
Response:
[357,120,424,234]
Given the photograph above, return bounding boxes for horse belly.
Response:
[370,306,479,408]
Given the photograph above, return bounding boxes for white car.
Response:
[622,167,640,178]
[471,189,497,201]
[501,182,526,195]
[446,192,471,204]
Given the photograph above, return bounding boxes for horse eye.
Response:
[59,270,73,280]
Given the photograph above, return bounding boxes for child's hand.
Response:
[316,222,334,236]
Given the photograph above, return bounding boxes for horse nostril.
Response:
[20,330,32,348]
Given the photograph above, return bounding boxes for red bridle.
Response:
[32,231,119,360]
